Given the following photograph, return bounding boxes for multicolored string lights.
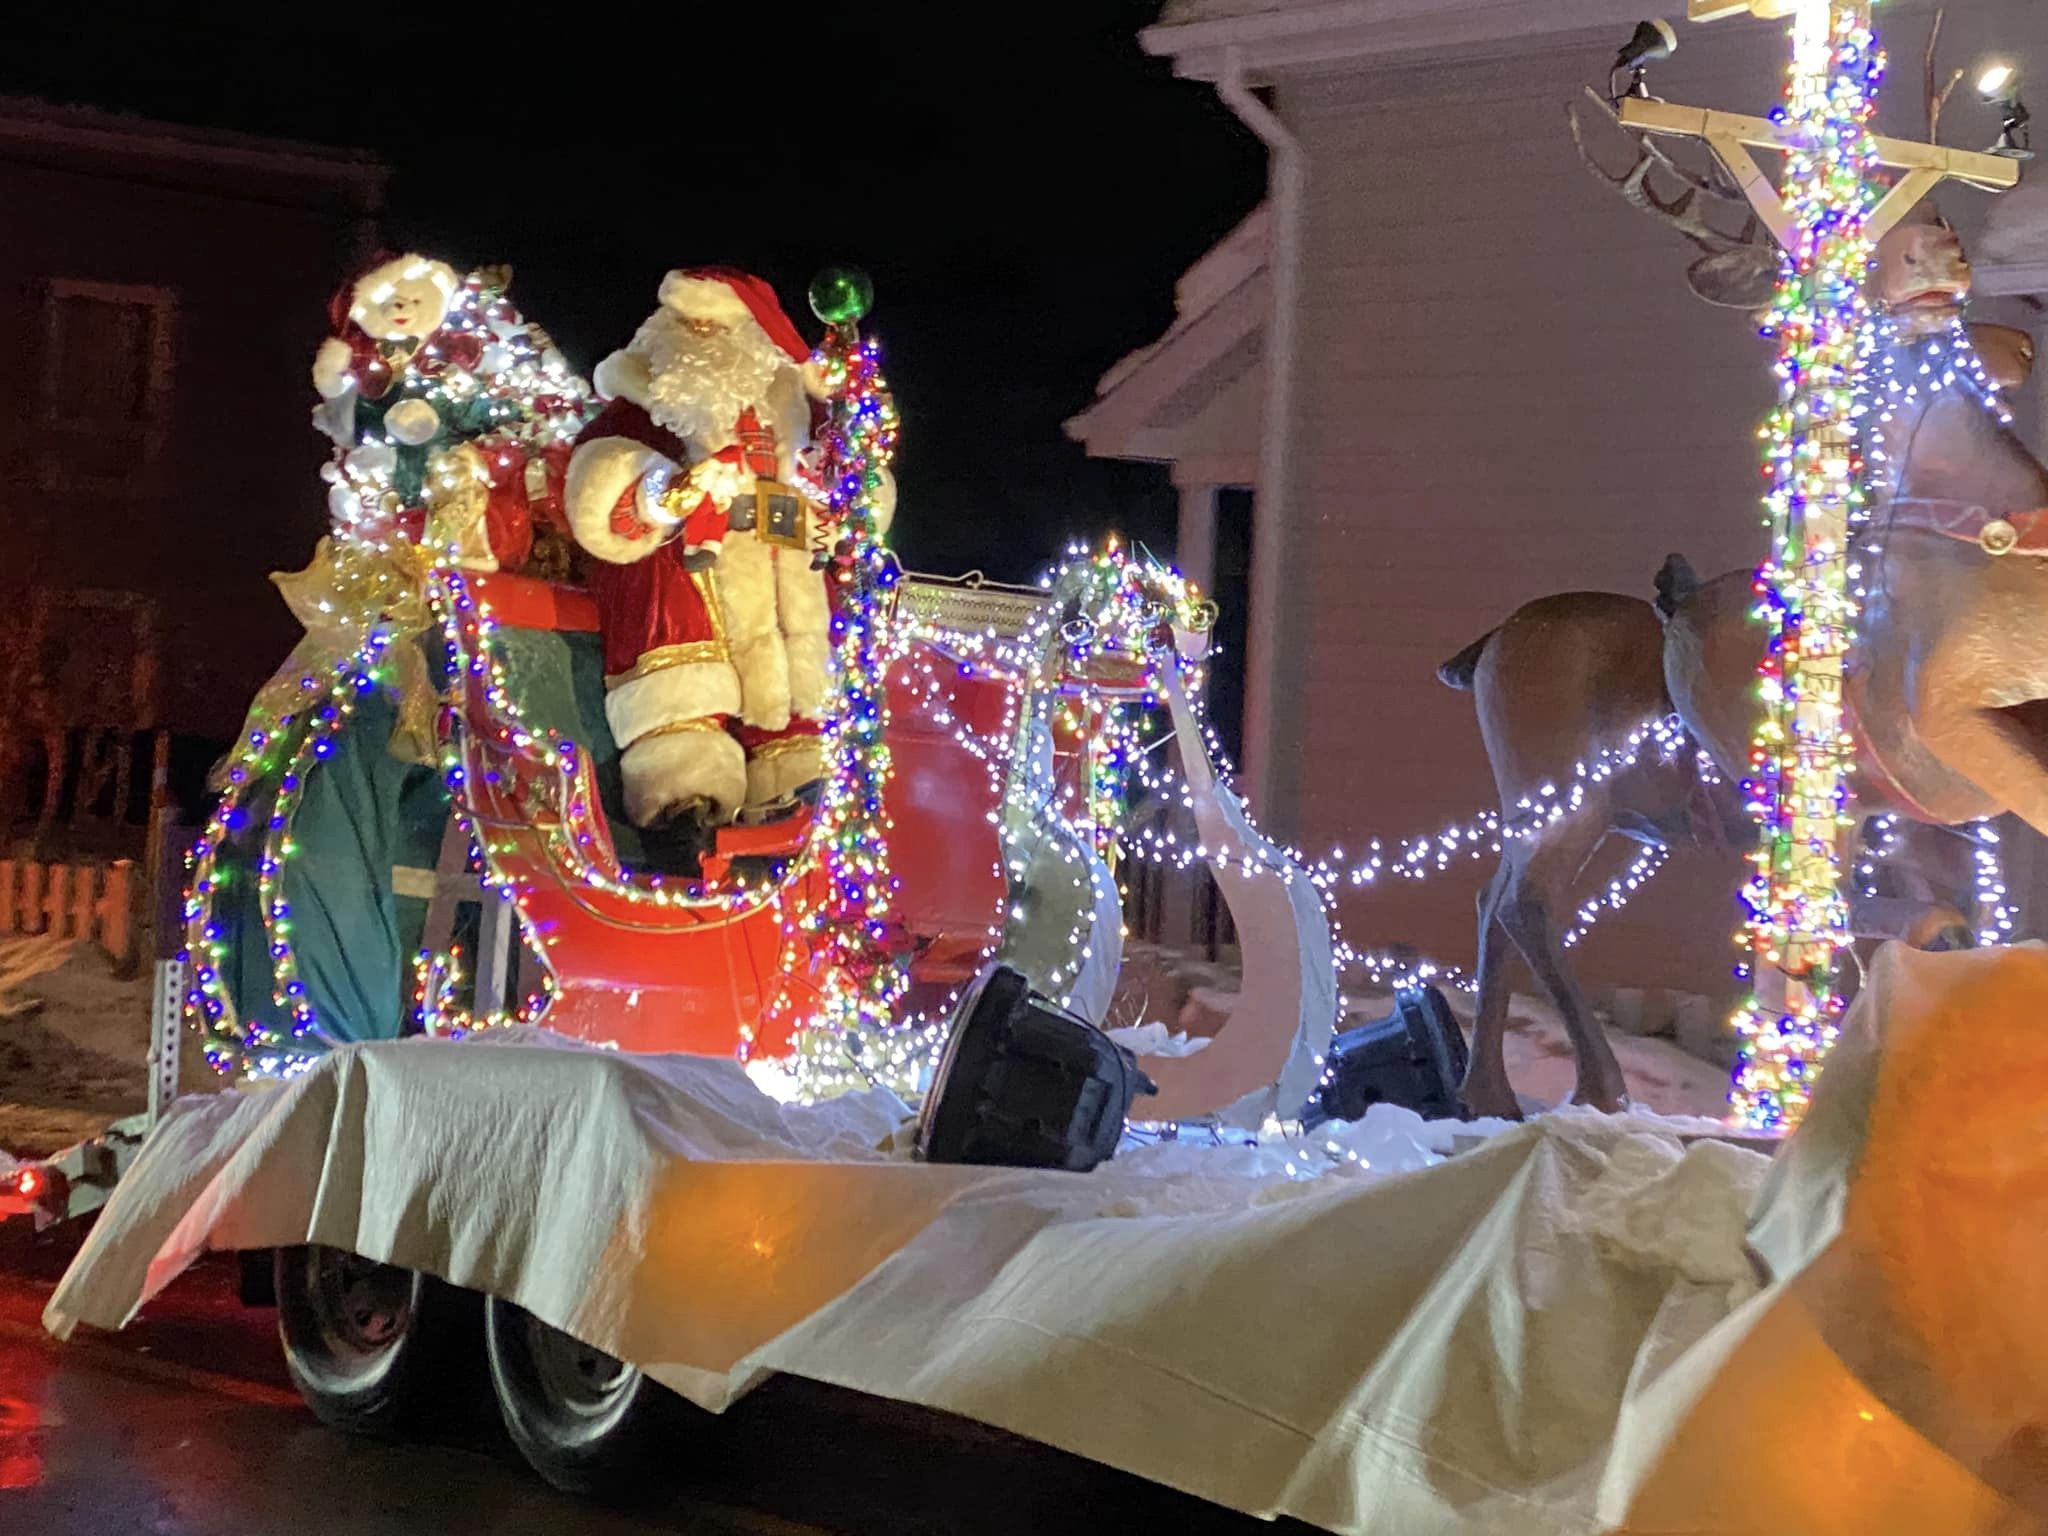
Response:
[1731,2,1884,1132]
[783,285,913,1093]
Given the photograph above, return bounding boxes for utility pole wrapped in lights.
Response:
[1623,3,2017,1129]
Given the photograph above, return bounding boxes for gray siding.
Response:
[1274,5,2048,995]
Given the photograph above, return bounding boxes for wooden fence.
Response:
[0,858,137,964]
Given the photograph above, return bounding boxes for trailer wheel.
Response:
[483,1294,682,1497]
[274,1245,473,1437]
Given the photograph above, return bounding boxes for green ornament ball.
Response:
[809,266,874,326]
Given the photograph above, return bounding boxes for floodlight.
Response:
[1612,18,1679,102]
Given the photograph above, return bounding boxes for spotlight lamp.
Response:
[1976,59,2033,161]
[1612,18,1679,102]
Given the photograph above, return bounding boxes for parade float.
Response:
[20,5,2048,1531]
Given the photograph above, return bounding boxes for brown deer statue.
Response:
[1440,92,2041,1119]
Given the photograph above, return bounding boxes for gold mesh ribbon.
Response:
[211,535,440,790]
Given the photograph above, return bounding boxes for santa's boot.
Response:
[736,723,826,821]
[618,722,747,829]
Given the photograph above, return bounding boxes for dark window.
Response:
[38,280,177,490]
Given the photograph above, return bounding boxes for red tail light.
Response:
[11,1166,47,1202]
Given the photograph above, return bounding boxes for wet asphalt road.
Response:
[0,1221,1298,1536]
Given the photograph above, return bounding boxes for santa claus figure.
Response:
[564,270,871,829]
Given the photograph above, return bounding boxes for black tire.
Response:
[483,1294,691,1498]
[273,1244,479,1437]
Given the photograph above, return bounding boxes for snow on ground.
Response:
[1175,984,1731,1118]
[0,936,153,1156]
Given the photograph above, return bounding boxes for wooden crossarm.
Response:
[1617,95,2019,244]
[1617,97,2021,191]
[1689,0,1801,20]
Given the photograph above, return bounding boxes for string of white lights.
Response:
[1120,714,1692,895]
[1855,810,2017,949]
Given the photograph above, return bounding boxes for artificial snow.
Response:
[1115,939,1739,1120]
[0,937,153,1156]
[1104,1020,1211,1059]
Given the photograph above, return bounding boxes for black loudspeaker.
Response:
[1310,985,1470,1127]
[918,964,1156,1172]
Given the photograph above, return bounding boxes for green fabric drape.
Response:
[210,622,645,1064]
[216,682,447,1059]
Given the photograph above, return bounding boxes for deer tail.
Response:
[1654,553,1698,621]
[1437,629,1497,691]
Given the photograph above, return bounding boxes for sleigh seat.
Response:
[452,572,817,876]
[430,568,1028,1057]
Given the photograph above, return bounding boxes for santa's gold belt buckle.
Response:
[748,481,813,552]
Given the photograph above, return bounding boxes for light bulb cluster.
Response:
[1563,842,1670,950]
[1730,2,1883,1133]
[411,943,551,1039]
[1969,822,2018,945]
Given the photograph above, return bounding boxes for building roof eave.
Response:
[1142,0,1726,81]
[1066,267,1266,458]
[0,96,388,197]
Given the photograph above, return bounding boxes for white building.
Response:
[1073,0,2048,995]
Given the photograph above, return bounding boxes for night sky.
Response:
[7,8,1266,584]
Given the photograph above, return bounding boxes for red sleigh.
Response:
[424,566,1142,1064]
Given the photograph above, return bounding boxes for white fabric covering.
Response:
[45,946,2048,1531]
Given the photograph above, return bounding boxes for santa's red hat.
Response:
[658,268,812,365]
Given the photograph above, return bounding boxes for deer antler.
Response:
[1567,88,1779,309]
[1925,7,1964,147]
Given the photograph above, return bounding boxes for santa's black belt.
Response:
[727,479,815,551]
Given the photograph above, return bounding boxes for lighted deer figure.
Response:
[1442,95,2041,1119]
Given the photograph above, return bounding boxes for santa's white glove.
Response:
[637,464,684,527]
[385,398,442,446]
[639,458,744,527]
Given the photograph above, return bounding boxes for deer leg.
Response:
[1497,822,1631,1113]
[1459,861,1524,1121]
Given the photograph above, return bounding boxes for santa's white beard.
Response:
[632,309,789,454]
